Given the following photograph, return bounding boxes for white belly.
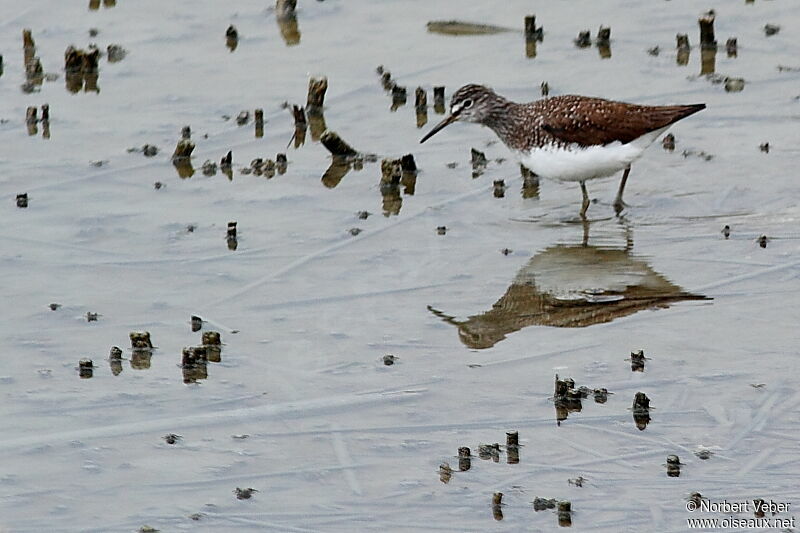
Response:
[516,126,668,182]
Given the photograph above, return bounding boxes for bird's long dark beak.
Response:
[419,113,458,144]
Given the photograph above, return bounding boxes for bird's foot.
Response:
[613,199,629,216]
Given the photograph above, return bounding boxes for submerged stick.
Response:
[427,20,514,36]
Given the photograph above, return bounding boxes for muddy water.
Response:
[0,0,799,531]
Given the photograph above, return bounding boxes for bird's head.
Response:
[420,84,500,143]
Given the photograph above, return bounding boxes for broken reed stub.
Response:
[593,388,608,403]
[276,0,297,17]
[26,106,37,125]
[292,105,306,126]
[558,501,573,526]
[320,130,358,157]
[78,358,94,379]
[676,33,690,51]
[382,354,397,366]
[254,108,264,137]
[391,85,407,110]
[492,492,503,521]
[458,446,471,471]
[182,346,208,367]
[226,221,237,239]
[575,30,591,48]
[506,434,520,450]
[225,25,239,51]
[202,331,221,346]
[722,224,731,239]
[130,331,153,350]
[726,37,738,57]
[437,226,447,235]
[471,148,487,168]
[433,86,446,113]
[380,159,402,185]
[478,443,501,462]
[698,10,716,49]
[172,138,195,160]
[414,87,427,111]
[662,133,675,151]
[493,179,506,198]
[23,29,35,49]
[400,153,417,173]
[630,349,646,372]
[596,26,611,45]
[306,77,328,114]
[533,498,557,511]
[758,235,768,248]
[16,193,28,208]
[540,81,549,97]
[106,44,126,62]
[666,454,682,477]
[109,346,123,359]
[524,15,543,41]
[632,391,650,412]
[40,104,49,121]
[380,70,394,91]
[276,153,288,174]
[234,488,257,500]
[163,433,181,445]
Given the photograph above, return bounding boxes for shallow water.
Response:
[1,1,799,531]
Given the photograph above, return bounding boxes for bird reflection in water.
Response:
[429,226,709,349]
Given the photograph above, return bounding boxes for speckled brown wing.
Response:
[537,96,705,147]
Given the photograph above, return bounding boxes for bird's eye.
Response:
[462,99,473,109]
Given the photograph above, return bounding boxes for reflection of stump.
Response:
[277,15,301,46]
[130,350,152,370]
[381,184,402,217]
[700,47,716,75]
[321,159,351,188]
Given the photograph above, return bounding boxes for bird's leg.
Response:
[581,217,590,247]
[579,181,590,219]
[613,166,631,215]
